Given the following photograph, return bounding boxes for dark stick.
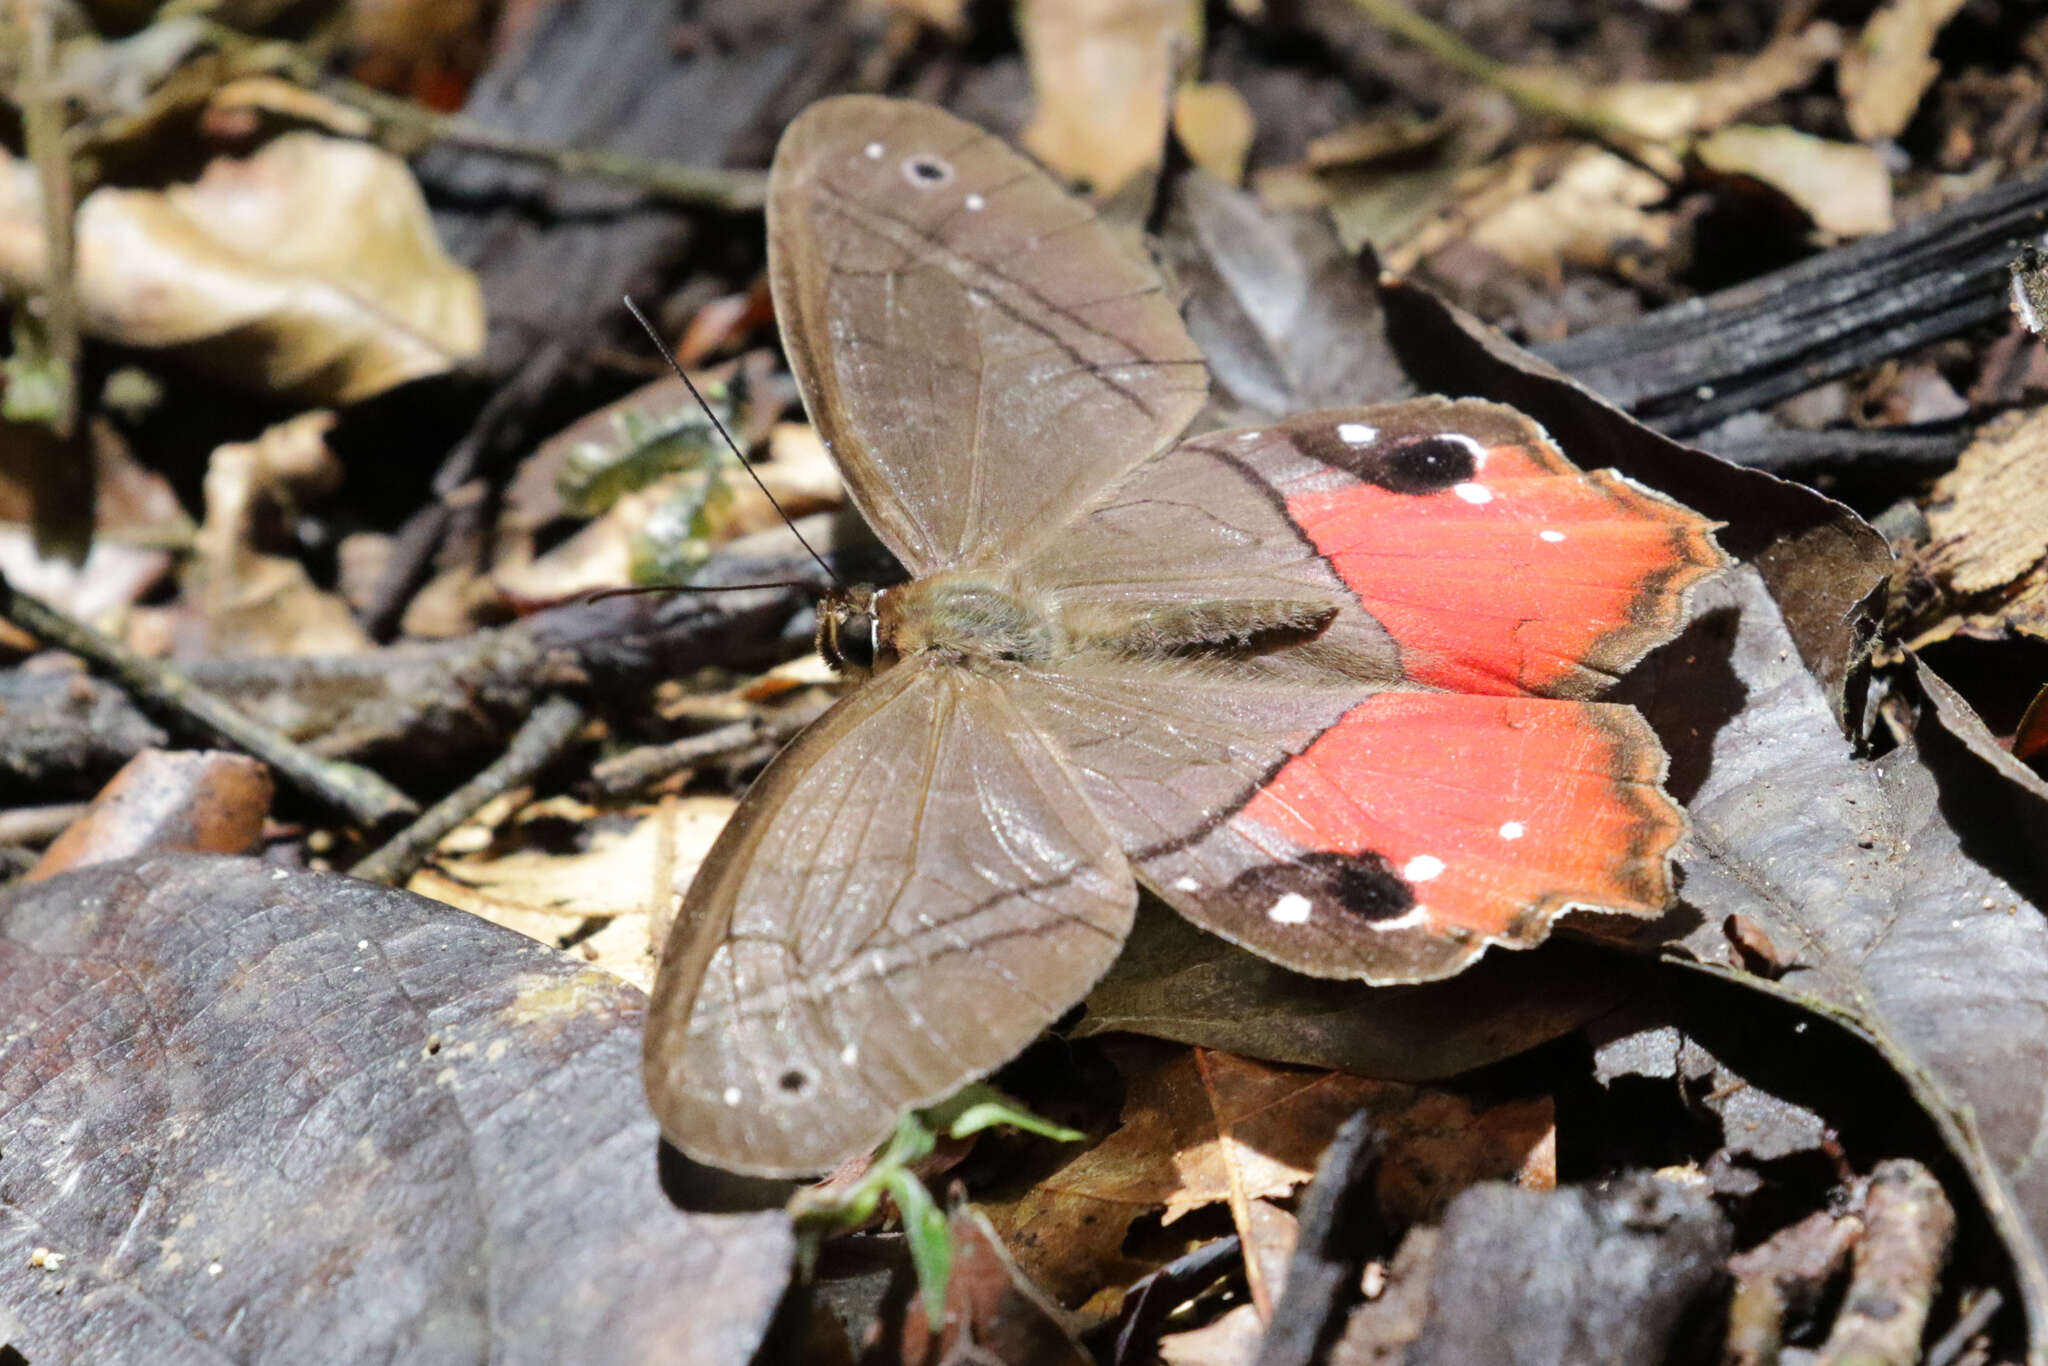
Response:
[350,693,587,884]
[0,572,416,827]
[1536,163,2048,435]
[1107,1235,1245,1366]
[588,717,776,797]
[1925,1288,2004,1366]
[1255,1110,1386,1366]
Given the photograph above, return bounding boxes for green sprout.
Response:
[788,1086,1084,1323]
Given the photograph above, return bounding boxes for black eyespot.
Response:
[778,1069,809,1094]
[1380,436,1478,494]
[1222,850,1414,923]
[1284,426,1479,495]
[903,155,954,189]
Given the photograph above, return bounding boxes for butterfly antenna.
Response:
[622,295,845,590]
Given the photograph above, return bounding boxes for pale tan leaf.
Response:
[1839,0,1969,143]
[1904,408,2048,647]
[0,134,484,403]
[1173,82,1256,185]
[1020,0,1202,195]
[1579,23,1843,142]
[1695,125,1894,237]
[862,0,967,33]
[1465,146,1672,282]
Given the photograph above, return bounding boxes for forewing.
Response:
[767,96,1208,573]
[643,662,1135,1177]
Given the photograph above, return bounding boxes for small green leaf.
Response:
[925,1084,1085,1143]
[888,1168,952,1324]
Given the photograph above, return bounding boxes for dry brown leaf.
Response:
[1694,125,1894,237]
[1308,90,1519,261]
[1173,82,1256,185]
[410,796,735,992]
[981,1041,1552,1312]
[1020,0,1202,195]
[1173,1051,1555,1227]
[864,0,968,34]
[1159,1300,1266,1364]
[1904,408,2048,647]
[1839,0,1969,143]
[188,412,371,657]
[1462,146,1671,282]
[1575,23,1843,143]
[0,133,482,403]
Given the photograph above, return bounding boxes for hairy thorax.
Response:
[818,570,1334,678]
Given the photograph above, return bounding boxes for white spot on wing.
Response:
[1402,854,1445,882]
[1368,906,1434,932]
[840,1043,859,1065]
[1337,422,1377,444]
[1499,821,1525,840]
[1453,483,1493,505]
[1236,430,1263,442]
[1173,876,1199,892]
[1539,529,1566,543]
[722,1086,743,1106]
[965,192,986,211]
[863,141,884,159]
[1268,893,1313,924]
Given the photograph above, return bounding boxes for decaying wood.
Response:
[1536,164,2048,436]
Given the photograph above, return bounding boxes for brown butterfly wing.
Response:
[642,661,1134,1176]
[768,96,1208,573]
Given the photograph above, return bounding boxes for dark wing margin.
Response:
[643,661,1135,1177]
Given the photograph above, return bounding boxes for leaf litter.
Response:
[4,1,2048,1362]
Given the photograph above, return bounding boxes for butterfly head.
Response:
[817,585,886,677]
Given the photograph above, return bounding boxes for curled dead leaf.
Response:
[1694,125,1895,238]
[1902,407,2048,647]
[1020,0,1202,195]
[0,133,483,403]
[1839,0,1969,144]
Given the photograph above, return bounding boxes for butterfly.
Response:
[643,96,1724,1177]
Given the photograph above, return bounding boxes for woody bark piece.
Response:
[1404,1175,1731,1366]
[1815,1161,1956,1366]
[28,750,271,880]
[1536,165,2048,436]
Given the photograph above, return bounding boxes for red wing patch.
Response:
[1203,691,1681,980]
[1257,401,1724,700]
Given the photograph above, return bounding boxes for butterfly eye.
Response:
[902,154,954,189]
[817,589,882,675]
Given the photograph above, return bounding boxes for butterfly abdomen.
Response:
[1067,599,1337,658]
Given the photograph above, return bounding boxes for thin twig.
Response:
[1338,0,1641,147]
[189,21,767,213]
[0,572,417,827]
[588,717,769,797]
[15,0,80,440]
[1925,1288,2004,1366]
[350,693,586,885]
[0,802,88,847]
[326,76,769,212]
